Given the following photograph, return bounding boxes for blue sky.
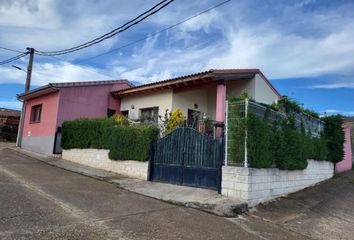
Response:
[0,0,353,115]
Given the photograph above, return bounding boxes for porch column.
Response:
[215,82,226,136]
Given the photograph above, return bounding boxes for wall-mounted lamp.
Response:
[131,105,135,109]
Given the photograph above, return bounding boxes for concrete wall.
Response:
[336,123,353,173]
[120,90,173,121]
[62,149,148,180]
[222,160,334,206]
[22,92,60,154]
[22,136,56,155]
[226,78,255,99]
[57,83,130,126]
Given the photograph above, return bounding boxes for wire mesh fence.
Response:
[225,99,325,167]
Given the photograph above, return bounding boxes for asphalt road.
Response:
[1,142,353,240]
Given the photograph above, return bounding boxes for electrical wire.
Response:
[34,0,174,56]
[0,52,29,66]
[74,0,232,63]
[0,46,23,54]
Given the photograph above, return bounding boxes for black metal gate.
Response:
[149,127,223,191]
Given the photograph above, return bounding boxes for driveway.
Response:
[1,143,353,239]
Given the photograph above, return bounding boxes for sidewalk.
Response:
[9,147,247,217]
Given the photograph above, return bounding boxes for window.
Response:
[31,105,42,123]
[120,110,129,117]
[187,109,201,127]
[107,109,116,117]
[140,107,159,123]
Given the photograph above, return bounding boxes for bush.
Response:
[61,118,115,149]
[108,125,159,161]
[111,114,130,126]
[275,125,308,170]
[322,115,344,163]
[227,103,245,164]
[61,118,159,161]
[0,125,18,142]
[166,108,185,134]
[247,112,273,168]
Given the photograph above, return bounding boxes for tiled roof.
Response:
[17,79,132,100]
[112,69,281,98]
[0,108,21,117]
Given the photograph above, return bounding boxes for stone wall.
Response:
[62,149,148,180]
[222,160,334,206]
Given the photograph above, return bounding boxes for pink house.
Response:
[17,69,281,155]
[17,80,131,154]
[335,121,353,173]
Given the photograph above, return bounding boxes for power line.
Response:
[35,54,116,79]
[34,0,174,56]
[0,52,29,66]
[74,0,232,63]
[0,46,23,54]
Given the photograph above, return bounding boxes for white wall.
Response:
[226,78,255,98]
[172,86,215,119]
[62,149,148,180]
[254,74,279,105]
[120,90,173,121]
[222,160,334,206]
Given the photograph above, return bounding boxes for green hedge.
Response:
[108,125,159,161]
[61,118,159,161]
[61,118,115,149]
[227,103,246,165]
[247,112,273,168]
[228,108,330,170]
[322,115,344,163]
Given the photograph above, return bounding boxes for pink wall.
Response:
[335,123,353,173]
[22,91,60,137]
[56,83,130,126]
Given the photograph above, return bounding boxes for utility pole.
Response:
[16,47,34,147]
[25,48,34,92]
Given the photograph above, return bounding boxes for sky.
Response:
[0,0,353,115]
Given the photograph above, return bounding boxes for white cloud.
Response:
[322,109,354,116]
[1,0,354,87]
[207,23,354,79]
[311,80,354,89]
[0,62,114,86]
[0,0,60,29]
[0,100,22,110]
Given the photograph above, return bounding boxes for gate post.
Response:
[147,141,155,181]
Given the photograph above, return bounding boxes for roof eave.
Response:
[17,85,60,101]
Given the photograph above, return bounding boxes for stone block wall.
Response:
[62,149,148,180]
[222,160,334,206]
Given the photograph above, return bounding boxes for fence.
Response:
[225,99,325,167]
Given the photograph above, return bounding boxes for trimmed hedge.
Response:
[108,125,159,161]
[322,115,344,163]
[61,118,115,149]
[228,108,330,170]
[247,112,273,168]
[61,118,159,161]
[227,103,246,164]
